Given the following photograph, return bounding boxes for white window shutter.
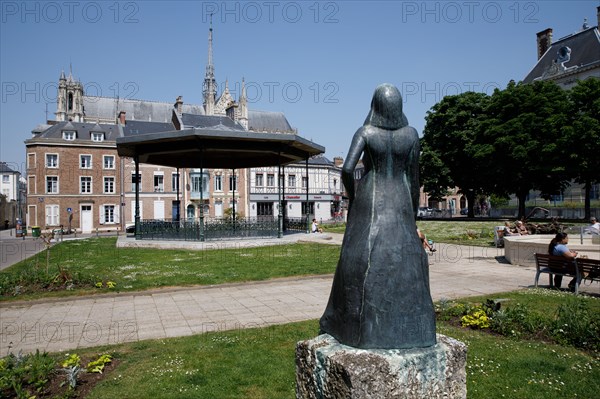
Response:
[114,206,120,224]
[45,206,51,225]
[99,205,105,224]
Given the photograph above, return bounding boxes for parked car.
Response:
[417,207,432,217]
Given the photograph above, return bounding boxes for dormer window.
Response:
[63,131,76,140]
[91,132,105,142]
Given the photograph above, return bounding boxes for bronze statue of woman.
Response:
[319,84,436,349]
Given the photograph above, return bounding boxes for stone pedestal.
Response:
[296,334,467,399]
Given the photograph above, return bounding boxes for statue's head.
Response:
[364,83,408,130]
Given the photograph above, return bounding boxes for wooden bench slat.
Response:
[534,253,599,294]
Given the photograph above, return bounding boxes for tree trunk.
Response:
[466,191,476,218]
[584,180,591,221]
[517,191,528,219]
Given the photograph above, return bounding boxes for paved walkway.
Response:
[1,233,598,356]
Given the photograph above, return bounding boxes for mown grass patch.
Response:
[0,238,340,301]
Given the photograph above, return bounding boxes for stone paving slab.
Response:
[1,238,598,356]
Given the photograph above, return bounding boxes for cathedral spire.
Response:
[239,77,249,130]
[203,14,217,115]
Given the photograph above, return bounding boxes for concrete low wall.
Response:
[504,235,600,266]
[490,207,600,219]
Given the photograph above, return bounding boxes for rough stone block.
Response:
[296,334,467,399]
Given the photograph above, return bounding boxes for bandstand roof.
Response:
[116,127,325,169]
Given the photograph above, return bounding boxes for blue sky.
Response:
[1,0,597,173]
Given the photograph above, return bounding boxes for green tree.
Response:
[480,80,570,218]
[565,77,600,220]
[421,91,490,217]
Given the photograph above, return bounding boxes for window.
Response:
[288,175,296,188]
[104,177,115,194]
[257,202,273,216]
[131,173,141,191]
[154,174,164,192]
[27,153,36,169]
[172,173,180,192]
[28,176,36,194]
[45,205,59,226]
[267,174,275,187]
[80,155,92,169]
[45,154,58,168]
[62,131,76,140]
[255,173,263,187]
[46,176,58,193]
[103,155,115,169]
[302,201,315,215]
[191,174,203,193]
[102,205,116,224]
[81,176,92,194]
[190,171,208,198]
[302,176,308,189]
[1,175,9,183]
[229,175,237,191]
[214,175,223,191]
[91,132,104,142]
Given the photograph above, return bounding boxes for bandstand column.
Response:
[134,155,140,238]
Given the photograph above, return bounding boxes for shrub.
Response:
[551,297,600,350]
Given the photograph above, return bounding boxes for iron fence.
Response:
[136,216,309,241]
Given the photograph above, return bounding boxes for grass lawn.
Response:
[4,290,595,399]
[0,238,340,301]
[2,219,589,301]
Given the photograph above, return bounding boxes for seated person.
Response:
[311,219,323,233]
[502,221,519,236]
[586,217,600,234]
[515,220,529,235]
[548,232,578,289]
[417,228,436,253]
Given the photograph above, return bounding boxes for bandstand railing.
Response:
[135,216,308,241]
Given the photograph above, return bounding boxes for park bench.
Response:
[534,253,600,294]
[575,257,600,289]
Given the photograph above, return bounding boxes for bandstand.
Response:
[116,127,325,241]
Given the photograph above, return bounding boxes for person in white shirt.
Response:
[588,217,600,234]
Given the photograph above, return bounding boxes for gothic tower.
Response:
[203,18,217,116]
[238,78,248,129]
[55,69,84,122]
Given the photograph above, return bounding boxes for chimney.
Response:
[174,96,183,115]
[536,28,553,60]
[333,156,344,167]
[117,111,126,126]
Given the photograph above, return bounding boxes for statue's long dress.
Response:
[319,126,436,349]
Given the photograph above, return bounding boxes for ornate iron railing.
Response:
[136,216,310,241]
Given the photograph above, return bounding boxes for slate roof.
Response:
[181,113,246,131]
[248,110,294,133]
[524,26,600,83]
[0,162,19,174]
[122,121,176,136]
[307,154,333,166]
[83,96,204,123]
[26,121,121,143]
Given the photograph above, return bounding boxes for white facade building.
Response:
[248,156,342,222]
